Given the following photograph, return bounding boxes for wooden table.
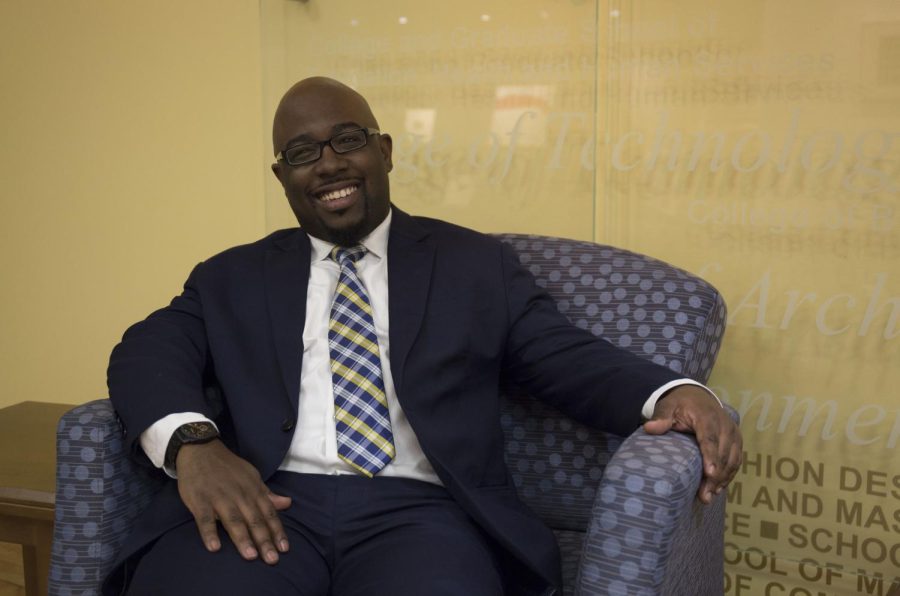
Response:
[0,401,73,596]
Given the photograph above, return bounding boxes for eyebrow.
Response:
[283,122,364,148]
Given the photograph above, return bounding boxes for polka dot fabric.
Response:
[497,234,726,381]
[49,235,735,595]
[495,234,735,596]
[50,400,164,595]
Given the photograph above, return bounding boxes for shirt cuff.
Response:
[139,412,217,478]
[641,379,723,421]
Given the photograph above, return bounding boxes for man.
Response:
[105,77,741,595]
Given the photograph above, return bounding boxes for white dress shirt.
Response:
[140,210,717,479]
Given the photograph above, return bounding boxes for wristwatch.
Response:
[163,421,219,471]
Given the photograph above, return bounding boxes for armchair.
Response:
[50,234,734,595]
[494,234,734,595]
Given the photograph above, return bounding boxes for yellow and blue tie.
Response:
[329,245,395,477]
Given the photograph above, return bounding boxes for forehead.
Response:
[273,85,376,148]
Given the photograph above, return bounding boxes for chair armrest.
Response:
[49,399,165,594]
[576,404,739,595]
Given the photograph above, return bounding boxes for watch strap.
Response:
[163,421,219,471]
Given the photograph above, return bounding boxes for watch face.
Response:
[181,422,216,440]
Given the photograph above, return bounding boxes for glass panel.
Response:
[260,0,598,240]
[603,2,900,593]
[262,1,900,592]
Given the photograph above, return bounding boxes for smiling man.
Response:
[271,80,392,247]
[105,77,741,596]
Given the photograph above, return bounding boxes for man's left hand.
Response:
[643,385,742,504]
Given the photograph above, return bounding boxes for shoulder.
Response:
[412,215,490,240]
[390,212,526,285]
[396,210,508,255]
[200,228,303,265]
[181,229,306,286]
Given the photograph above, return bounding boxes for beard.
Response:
[324,220,370,247]
[319,196,372,247]
[291,189,389,247]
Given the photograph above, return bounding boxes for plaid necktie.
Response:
[328,245,395,477]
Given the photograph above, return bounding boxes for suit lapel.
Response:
[387,209,433,397]
[265,230,311,413]
[262,212,431,409]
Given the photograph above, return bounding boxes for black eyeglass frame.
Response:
[276,127,381,166]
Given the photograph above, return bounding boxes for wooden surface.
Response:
[0,542,25,596]
[0,401,74,596]
[0,402,72,505]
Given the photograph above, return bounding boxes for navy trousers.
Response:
[126,473,506,595]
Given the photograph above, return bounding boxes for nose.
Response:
[313,143,348,176]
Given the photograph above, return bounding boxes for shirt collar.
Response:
[308,208,392,263]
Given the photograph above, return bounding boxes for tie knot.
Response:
[330,245,367,267]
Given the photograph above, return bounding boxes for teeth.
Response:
[320,185,358,202]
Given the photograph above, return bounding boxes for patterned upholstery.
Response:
[496,234,732,596]
[50,234,734,595]
[50,400,164,595]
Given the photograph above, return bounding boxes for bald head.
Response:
[272,77,380,155]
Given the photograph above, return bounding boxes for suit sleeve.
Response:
[498,242,682,437]
[107,262,216,458]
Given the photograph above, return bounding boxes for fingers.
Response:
[267,492,292,553]
[642,394,679,436]
[191,504,222,552]
[218,504,262,561]
[694,409,742,503]
[209,487,290,564]
[647,386,743,505]
[268,491,293,511]
[268,496,292,552]
[176,441,291,565]
[723,425,743,486]
[641,416,674,436]
[686,416,721,504]
[216,493,286,563]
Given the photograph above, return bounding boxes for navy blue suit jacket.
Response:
[105,208,681,594]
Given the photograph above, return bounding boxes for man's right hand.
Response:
[175,440,291,564]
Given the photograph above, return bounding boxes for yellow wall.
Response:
[0,1,266,408]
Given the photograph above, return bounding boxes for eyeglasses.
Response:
[276,128,381,166]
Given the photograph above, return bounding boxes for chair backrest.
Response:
[494,234,726,532]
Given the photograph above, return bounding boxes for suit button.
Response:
[281,418,295,432]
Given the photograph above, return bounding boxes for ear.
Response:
[271,161,286,184]
[378,134,393,173]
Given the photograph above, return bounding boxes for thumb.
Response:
[268,491,292,510]
[643,416,674,435]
